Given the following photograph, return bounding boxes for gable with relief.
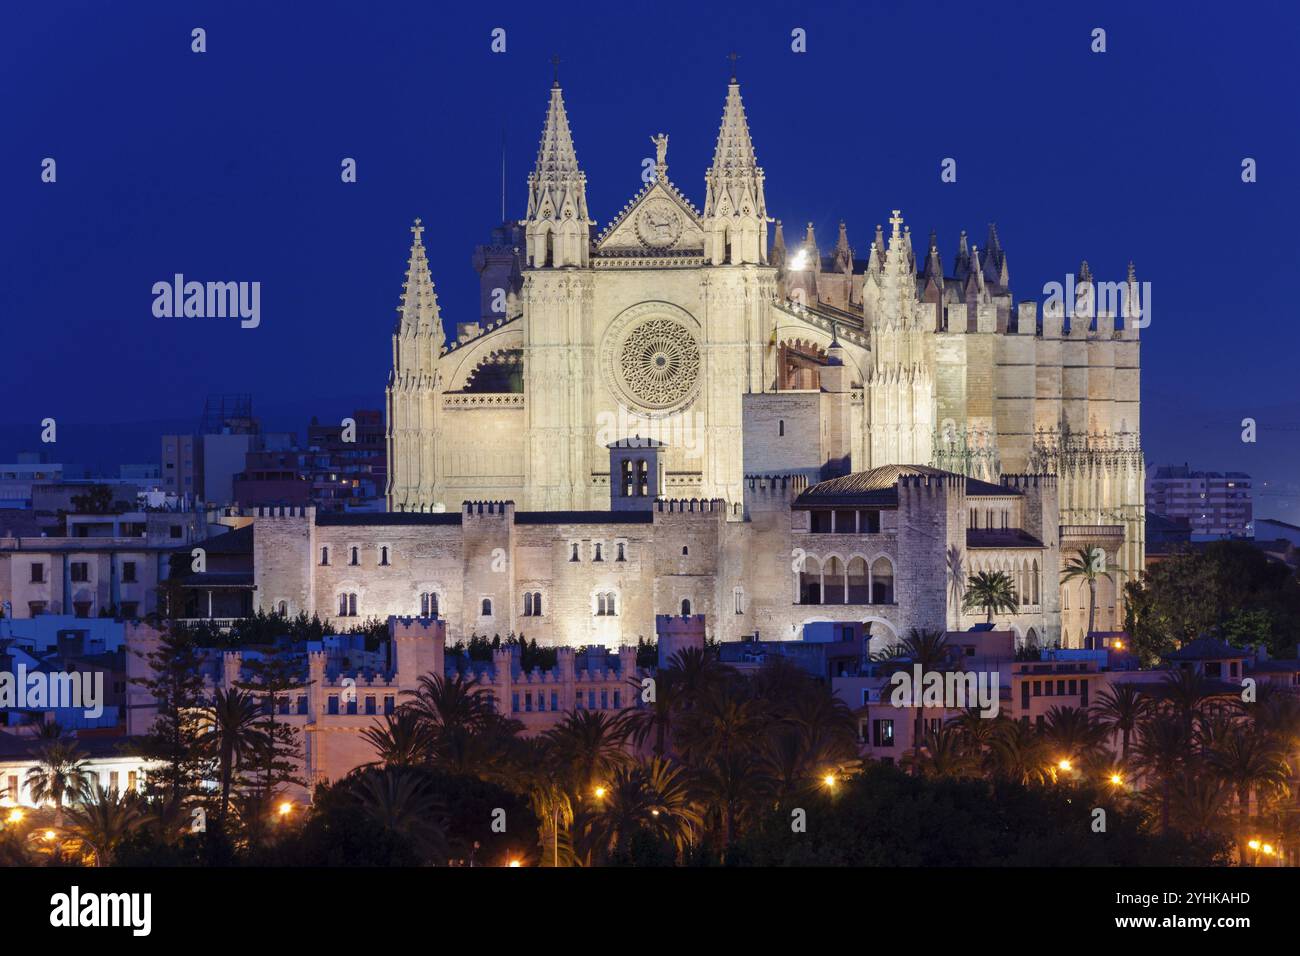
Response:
[594,180,704,255]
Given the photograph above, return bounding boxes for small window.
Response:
[681,599,691,616]
[734,588,744,615]
[380,546,390,566]
[593,543,603,562]
[481,598,493,616]
[681,546,688,556]
[524,592,534,616]
[169,525,183,539]
[616,542,626,562]
[320,546,330,566]
[779,419,785,436]
[349,547,359,566]
[29,562,44,584]
[122,561,137,583]
[70,562,89,583]
[570,543,580,562]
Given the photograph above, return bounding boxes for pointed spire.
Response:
[923,230,944,283]
[771,219,786,269]
[396,217,443,347]
[702,78,767,263]
[1079,259,1093,284]
[954,230,971,281]
[834,220,853,274]
[524,77,591,267]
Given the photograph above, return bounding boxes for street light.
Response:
[508,858,522,868]
[1108,773,1123,786]
[278,801,293,818]
[5,808,23,825]
[1057,759,1072,773]
[823,773,837,789]
[593,786,606,800]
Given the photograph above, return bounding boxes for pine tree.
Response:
[235,646,308,841]
[131,624,212,813]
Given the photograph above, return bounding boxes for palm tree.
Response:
[946,545,965,631]
[674,683,766,764]
[907,723,976,779]
[1207,727,1292,828]
[1060,547,1108,638]
[543,710,632,803]
[403,671,494,737]
[1041,705,1109,770]
[1131,713,1190,835]
[515,738,576,867]
[692,749,773,855]
[1092,683,1149,762]
[345,766,448,862]
[987,718,1050,786]
[361,708,433,767]
[24,734,94,822]
[583,758,702,864]
[61,780,144,866]
[963,571,1019,624]
[199,686,267,822]
[624,666,680,757]
[872,628,953,771]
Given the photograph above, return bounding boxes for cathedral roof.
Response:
[796,465,1011,506]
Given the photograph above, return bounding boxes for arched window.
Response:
[339,593,357,617]
[1032,560,1040,605]
[681,546,688,556]
[481,598,493,617]
[570,543,580,562]
[734,587,744,614]
[799,556,822,605]
[380,546,390,566]
[621,459,633,497]
[636,459,648,496]
[320,546,329,566]
[533,592,543,616]
[593,543,603,562]
[277,601,288,616]
[349,546,359,566]
[870,557,894,605]
[616,542,626,562]
[523,592,534,616]
[606,592,617,616]
[681,599,691,616]
[420,592,438,617]
[847,556,869,603]
[779,419,785,437]
[823,556,846,604]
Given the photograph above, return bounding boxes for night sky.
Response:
[2,1,1298,518]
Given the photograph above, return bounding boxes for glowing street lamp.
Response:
[43,830,57,842]
[1108,773,1124,786]
[593,786,606,800]
[5,808,23,825]
[508,859,522,868]
[278,801,294,818]
[823,774,837,789]
[1248,839,1261,851]
[1057,759,1073,773]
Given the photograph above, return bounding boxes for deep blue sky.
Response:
[2,1,1298,519]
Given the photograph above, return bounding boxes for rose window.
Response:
[615,319,700,410]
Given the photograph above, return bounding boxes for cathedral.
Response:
[268,74,1146,650]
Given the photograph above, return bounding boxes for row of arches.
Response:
[798,554,894,605]
[968,557,1042,607]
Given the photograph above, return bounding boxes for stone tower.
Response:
[521,80,596,510]
[862,211,934,468]
[386,219,445,512]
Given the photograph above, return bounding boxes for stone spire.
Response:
[770,219,786,269]
[702,78,768,264]
[923,230,944,284]
[954,230,971,281]
[834,220,853,274]
[803,221,820,272]
[395,218,443,350]
[983,222,1006,285]
[524,80,591,268]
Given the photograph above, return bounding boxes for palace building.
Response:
[255,73,1145,649]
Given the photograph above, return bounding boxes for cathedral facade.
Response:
[363,75,1145,648]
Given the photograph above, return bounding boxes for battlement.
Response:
[897,473,964,494]
[255,505,315,519]
[654,497,727,514]
[461,500,515,517]
[744,474,811,494]
[1000,473,1059,491]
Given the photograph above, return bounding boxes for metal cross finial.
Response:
[727,51,740,80]
[550,54,561,87]
[411,218,424,239]
[889,209,904,237]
